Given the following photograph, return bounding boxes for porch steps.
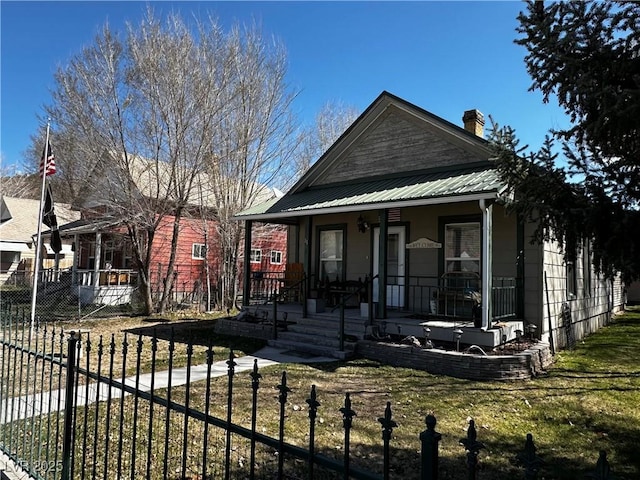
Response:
[290,315,367,338]
[267,313,366,360]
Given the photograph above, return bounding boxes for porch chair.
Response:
[283,263,304,303]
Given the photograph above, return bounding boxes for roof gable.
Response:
[292,91,492,192]
[0,196,80,242]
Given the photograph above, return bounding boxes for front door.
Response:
[373,226,406,307]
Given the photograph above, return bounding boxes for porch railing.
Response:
[247,272,520,322]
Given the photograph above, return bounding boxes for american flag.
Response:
[39,141,56,176]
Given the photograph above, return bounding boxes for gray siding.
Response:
[314,108,485,186]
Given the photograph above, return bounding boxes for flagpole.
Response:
[30,120,51,332]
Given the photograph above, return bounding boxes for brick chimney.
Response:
[462,109,485,137]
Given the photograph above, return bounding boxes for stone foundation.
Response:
[356,340,553,381]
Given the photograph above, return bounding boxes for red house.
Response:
[53,155,287,310]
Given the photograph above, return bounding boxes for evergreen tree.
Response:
[492,0,640,282]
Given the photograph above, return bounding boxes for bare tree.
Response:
[204,23,300,307]
[43,9,299,313]
[0,163,39,199]
[292,101,360,183]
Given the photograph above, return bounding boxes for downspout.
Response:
[242,220,252,307]
[479,199,492,330]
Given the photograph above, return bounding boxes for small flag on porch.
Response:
[39,141,56,176]
[43,183,62,254]
[388,208,401,222]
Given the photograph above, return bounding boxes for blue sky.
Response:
[1,1,570,172]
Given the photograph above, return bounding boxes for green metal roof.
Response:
[235,165,506,221]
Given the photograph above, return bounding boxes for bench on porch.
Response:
[282,263,304,303]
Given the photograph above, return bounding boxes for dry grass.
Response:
[3,308,640,479]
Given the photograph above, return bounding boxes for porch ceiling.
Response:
[235,165,506,221]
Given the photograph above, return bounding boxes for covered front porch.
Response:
[242,270,524,349]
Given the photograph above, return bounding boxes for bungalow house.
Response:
[234,92,626,353]
[50,155,287,309]
[1,195,80,287]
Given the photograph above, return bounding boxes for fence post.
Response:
[420,414,441,480]
[459,419,485,480]
[60,331,79,480]
[379,401,397,480]
[517,433,544,479]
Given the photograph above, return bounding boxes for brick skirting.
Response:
[356,340,553,381]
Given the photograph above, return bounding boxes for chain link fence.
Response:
[0,265,217,322]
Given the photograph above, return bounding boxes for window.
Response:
[319,229,343,282]
[250,249,262,263]
[444,223,480,274]
[270,250,283,265]
[192,243,206,260]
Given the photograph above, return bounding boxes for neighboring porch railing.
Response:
[76,269,138,286]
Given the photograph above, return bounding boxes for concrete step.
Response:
[287,323,364,340]
[276,330,356,348]
[267,338,355,360]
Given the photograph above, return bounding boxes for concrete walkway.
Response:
[0,346,335,478]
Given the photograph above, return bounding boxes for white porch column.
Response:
[72,233,79,285]
[480,199,493,330]
[93,232,102,288]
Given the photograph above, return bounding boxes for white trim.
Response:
[479,199,493,331]
[44,243,73,255]
[236,192,500,221]
[0,241,31,253]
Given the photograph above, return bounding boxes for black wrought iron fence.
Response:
[0,311,618,480]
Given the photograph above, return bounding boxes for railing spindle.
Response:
[224,349,237,480]
[180,338,194,480]
[162,329,175,480]
[145,333,158,479]
[102,334,116,480]
[201,342,215,480]
[379,401,397,480]
[341,392,356,480]
[277,371,291,479]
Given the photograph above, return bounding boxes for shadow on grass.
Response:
[125,318,267,355]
